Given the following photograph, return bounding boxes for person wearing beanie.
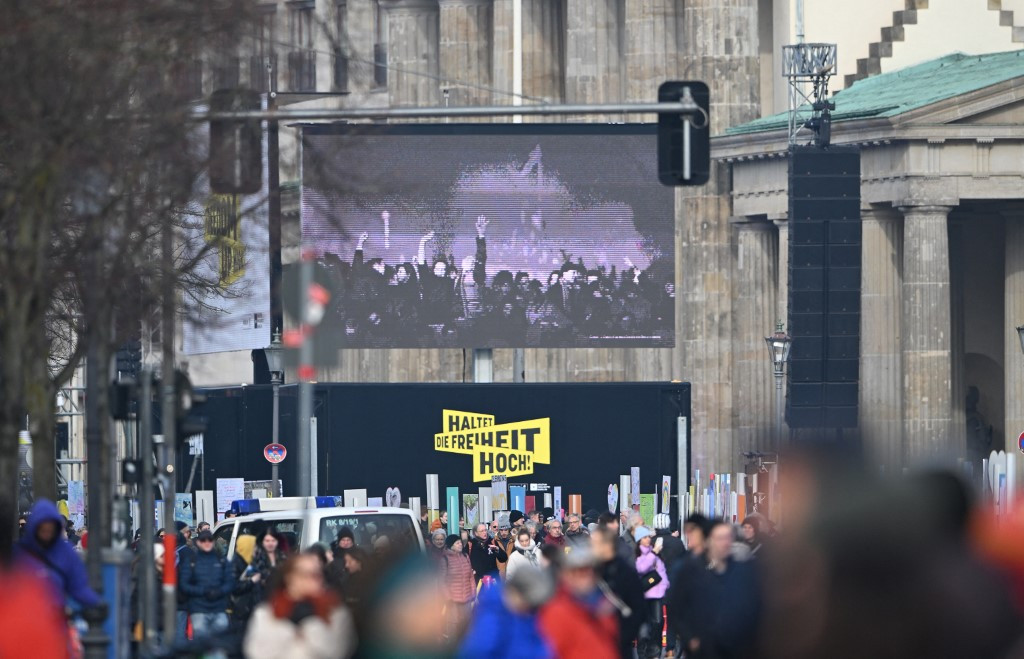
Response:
[442,533,475,637]
[634,526,670,658]
[509,510,525,528]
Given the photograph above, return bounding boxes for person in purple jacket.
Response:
[634,525,669,658]
[17,499,103,611]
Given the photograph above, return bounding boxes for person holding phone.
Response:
[634,526,670,658]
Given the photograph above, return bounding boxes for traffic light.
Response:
[174,370,208,440]
[209,89,262,194]
[115,339,142,379]
[657,81,711,186]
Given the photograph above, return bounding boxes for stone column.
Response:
[948,218,966,461]
[623,0,682,106]
[1004,213,1024,481]
[439,0,492,106]
[382,0,440,107]
[860,205,903,472]
[732,219,778,455]
[565,0,622,105]
[900,204,954,463]
[676,0,759,474]
[491,0,564,104]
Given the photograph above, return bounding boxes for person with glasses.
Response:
[468,522,508,586]
[179,529,234,647]
[243,552,356,659]
[565,513,591,550]
[542,519,566,550]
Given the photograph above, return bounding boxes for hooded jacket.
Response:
[456,580,553,659]
[17,499,101,608]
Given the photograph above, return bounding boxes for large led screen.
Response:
[301,124,675,349]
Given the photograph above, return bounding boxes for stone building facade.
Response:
[182,0,1024,476]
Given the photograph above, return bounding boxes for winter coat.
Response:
[468,536,508,581]
[565,528,591,550]
[599,554,646,659]
[505,541,542,582]
[443,549,476,604]
[635,545,669,600]
[0,568,69,658]
[658,533,687,576]
[16,499,101,609]
[537,586,619,659]
[180,547,234,614]
[669,555,760,658]
[494,534,516,577]
[543,533,566,550]
[243,593,356,659]
[456,580,553,659]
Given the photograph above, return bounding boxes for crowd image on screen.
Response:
[318,213,674,349]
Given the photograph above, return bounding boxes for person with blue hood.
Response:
[457,564,554,659]
[17,498,102,610]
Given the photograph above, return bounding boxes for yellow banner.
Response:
[434,410,551,482]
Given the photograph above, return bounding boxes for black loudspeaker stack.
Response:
[787,146,861,430]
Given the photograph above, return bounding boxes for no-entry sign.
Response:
[264,443,287,464]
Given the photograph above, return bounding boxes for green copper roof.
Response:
[725,49,1024,136]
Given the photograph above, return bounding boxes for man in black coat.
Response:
[670,521,760,659]
[592,527,646,659]
[180,530,235,644]
[467,522,507,584]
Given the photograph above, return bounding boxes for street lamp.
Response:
[764,321,792,455]
[265,329,284,497]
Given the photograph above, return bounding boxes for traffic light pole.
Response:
[137,369,157,649]
[160,215,178,645]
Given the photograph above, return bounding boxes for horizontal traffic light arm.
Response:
[190,100,705,122]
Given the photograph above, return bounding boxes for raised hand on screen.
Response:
[476,215,489,238]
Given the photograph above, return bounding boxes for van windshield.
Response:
[319,514,420,553]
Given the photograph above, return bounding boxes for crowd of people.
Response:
[319,216,674,347]
[4,459,1024,658]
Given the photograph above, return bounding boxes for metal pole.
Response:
[160,217,178,644]
[775,374,784,456]
[271,374,280,497]
[296,250,313,497]
[184,100,702,123]
[138,370,157,649]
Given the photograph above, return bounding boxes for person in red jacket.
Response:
[538,547,619,659]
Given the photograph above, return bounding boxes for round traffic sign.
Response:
[1018,431,1024,454]
[264,443,287,464]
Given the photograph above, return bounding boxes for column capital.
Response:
[897,203,955,216]
[380,0,439,13]
[730,216,774,229]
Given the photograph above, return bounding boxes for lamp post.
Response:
[764,322,793,455]
[265,330,284,497]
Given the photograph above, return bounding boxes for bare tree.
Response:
[0,0,258,509]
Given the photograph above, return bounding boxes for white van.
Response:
[212,501,424,560]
